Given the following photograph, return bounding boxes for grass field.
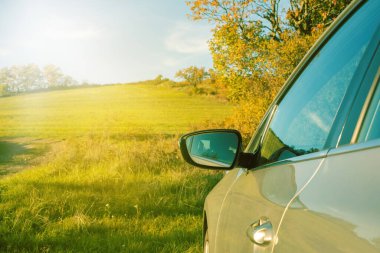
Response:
[0,84,232,252]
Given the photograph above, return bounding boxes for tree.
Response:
[22,64,44,90]
[8,66,23,92]
[287,0,352,35]
[0,64,78,96]
[152,75,168,85]
[186,0,353,95]
[187,0,283,41]
[175,66,208,88]
[60,75,78,87]
[186,0,351,136]
[187,0,286,101]
[0,68,10,94]
[43,64,64,88]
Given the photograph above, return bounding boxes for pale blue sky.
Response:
[0,0,213,84]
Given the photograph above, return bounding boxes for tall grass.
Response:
[0,83,230,252]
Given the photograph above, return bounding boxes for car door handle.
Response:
[246,216,273,245]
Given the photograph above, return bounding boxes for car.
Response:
[179,0,380,252]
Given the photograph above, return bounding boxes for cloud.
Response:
[46,27,100,40]
[162,57,181,67]
[0,48,11,56]
[42,17,101,41]
[165,22,211,54]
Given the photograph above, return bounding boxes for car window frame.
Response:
[356,72,380,142]
[339,34,380,146]
[352,71,380,143]
[245,0,377,170]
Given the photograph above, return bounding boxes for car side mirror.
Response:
[179,129,243,170]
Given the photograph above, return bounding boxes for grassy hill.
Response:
[0,84,230,137]
[0,83,233,252]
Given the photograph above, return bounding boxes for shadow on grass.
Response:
[0,141,29,164]
[0,138,49,176]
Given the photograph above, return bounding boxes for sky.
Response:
[0,0,213,84]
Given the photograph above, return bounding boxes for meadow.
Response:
[0,83,232,252]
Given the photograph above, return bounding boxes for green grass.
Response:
[0,83,231,252]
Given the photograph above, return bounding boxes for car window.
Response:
[258,0,380,166]
[358,77,380,142]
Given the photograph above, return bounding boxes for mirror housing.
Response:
[179,129,245,170]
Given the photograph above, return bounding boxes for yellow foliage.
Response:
[186,0,349,138]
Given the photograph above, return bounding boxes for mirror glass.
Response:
[186,132,239,168]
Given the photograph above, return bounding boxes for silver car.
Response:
[179,0,380,252]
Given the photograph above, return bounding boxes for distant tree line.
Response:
[0,64,79,96]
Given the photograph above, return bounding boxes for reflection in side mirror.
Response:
[179,129,242,170]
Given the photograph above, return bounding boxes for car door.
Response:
[275,27,380,252]
[213,0,380,252]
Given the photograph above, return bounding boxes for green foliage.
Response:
[0,83,231,252]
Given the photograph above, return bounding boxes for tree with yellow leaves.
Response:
[175,66,208,88]
[186,0,352,136]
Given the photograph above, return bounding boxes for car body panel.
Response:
[204,168,242,253]
[207,156,324,252]
[275,140,380,252]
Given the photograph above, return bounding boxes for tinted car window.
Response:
[358,78,380,142]
[258,0,380,165]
